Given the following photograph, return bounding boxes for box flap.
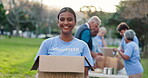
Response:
[84,57,94,71]
[100,47,114,57]
[39,55,84,73]
[30,56,39,70]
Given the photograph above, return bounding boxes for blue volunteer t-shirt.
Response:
[92,36,101,53]
[96,36,104,47]
[120,36,139,50]
[124,41,143,75]
[35,36,93,66]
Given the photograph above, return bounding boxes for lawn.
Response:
[0,37,148,78]
[0,37,43,78]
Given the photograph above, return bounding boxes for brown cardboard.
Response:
[100,47,114,57]
[96,56,105,69]
[105,56,118,68]
[96,56,124,70]
[31,55,85,78]
[38,72,83,78]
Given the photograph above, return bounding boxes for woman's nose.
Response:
[64,20,68,24]
[63,20,68,25]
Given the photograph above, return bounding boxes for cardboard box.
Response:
[100,47,115,57]
[31,55,85,78]
[95,47,124,70]
[96,56,124,70]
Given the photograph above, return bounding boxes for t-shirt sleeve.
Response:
[120,38,124,49]
[81,30,91,44]
[124,45,133,57]
[82,43,93,66]
[34,40,49,60]
[134,36,139,45]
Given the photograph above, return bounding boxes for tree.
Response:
[108,0,148,56]
[121,0,148,24]
[5,0,57,37]
[0,2,6,26]
[120,0,148,55]
[6,0,33,36]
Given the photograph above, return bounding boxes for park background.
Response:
[0,0,148,78]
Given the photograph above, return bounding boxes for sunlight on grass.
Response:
[0,37,44,78]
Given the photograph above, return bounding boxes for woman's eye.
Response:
[67,18,73,21]
[60,18,65,21]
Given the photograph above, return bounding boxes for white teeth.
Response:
[64,27,69,28]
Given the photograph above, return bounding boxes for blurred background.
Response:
[0,0,148,77]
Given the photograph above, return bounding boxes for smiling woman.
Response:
[57,7,76,37]
[34,7,93,78]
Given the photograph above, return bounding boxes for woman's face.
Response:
[100,31,106,37]
[119,29,126,37]
[58,12,76,34]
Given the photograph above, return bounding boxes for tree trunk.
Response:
[142,34,148,57]
[16,25,20,36]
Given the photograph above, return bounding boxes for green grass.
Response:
[0,37,148,78]
[141,58,148,78]
[0,37,44,78]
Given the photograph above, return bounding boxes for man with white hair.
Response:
[75,16,101,51]
[75,16,102,66]
[113,29,143,78]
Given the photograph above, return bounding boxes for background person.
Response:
[34,7,93,78]
[113,22,139,52]
[97,26,107,47]
[114,29,143,78]
[74,16,102,62]
[91,26,103,68]
[0,26,4,38]
[91,27,101,53]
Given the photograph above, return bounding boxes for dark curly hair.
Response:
[116,22,130,31]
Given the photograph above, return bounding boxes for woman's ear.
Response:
[57,20,60,27]
[57,19,59,23]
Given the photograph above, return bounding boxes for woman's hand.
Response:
[94,56,104,61]
[113,48,118,52]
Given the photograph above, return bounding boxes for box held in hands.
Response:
[31,55,85,78]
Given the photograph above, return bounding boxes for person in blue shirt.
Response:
[113,22,139,52]
[91,28,102,53]
[114,29,143,78]
[74,16,102,62]
[97,26,107,47]
[91,26,103,68]
[34,7,93,78]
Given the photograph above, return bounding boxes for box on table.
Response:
[31,55,85,78]
[100,47,115,57]
[96,56,124,70]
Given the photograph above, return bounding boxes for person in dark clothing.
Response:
[74,16,102,66]
[0,26,4,38]
[75,16,101,50]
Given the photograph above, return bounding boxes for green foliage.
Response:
[0,2,6,26]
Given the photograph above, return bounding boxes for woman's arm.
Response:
[102,37,107,47]
[84,67,89,78]
[117,50,130,60]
